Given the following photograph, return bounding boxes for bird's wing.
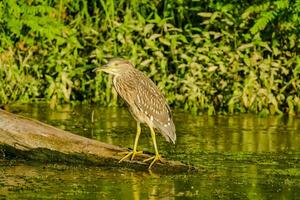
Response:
[133,74,176,143]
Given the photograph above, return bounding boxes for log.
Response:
[0,109,198,173]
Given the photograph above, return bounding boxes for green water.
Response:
[1,104,300,199]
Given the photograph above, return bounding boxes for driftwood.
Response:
[0,109,197,173]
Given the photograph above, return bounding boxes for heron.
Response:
[95,58,176,169]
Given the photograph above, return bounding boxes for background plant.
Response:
[0,0,299,115]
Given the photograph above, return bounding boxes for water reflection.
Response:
[174,113,300,153]
[7,103,300,154]
[2,103,299,199]
[0,162,178,199]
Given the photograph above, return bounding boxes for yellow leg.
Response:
[119,122,143,162]
[144,126,162,169]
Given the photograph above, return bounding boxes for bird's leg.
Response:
[130,122,143,160]
[119,122,143,162]
[144,127,162,169]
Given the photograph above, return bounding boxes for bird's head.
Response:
[94,58,133,76]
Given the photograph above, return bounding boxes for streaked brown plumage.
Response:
[95,58,176,169]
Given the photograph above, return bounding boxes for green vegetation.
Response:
[0,0,299,115]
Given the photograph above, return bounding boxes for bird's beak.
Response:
[93,64,108,73]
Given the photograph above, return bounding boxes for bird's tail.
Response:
[157,120,176,144]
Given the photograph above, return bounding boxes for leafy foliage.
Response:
[0,0,299,115]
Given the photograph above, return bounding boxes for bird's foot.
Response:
[143,154,163,169]
[118,150,143,163]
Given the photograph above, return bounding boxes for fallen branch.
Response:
[0,109,198,173]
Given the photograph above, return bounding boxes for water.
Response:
[1,103,300,199]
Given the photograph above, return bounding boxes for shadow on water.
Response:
[1,103,300,199]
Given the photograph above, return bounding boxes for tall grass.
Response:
[0,0,299,115]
